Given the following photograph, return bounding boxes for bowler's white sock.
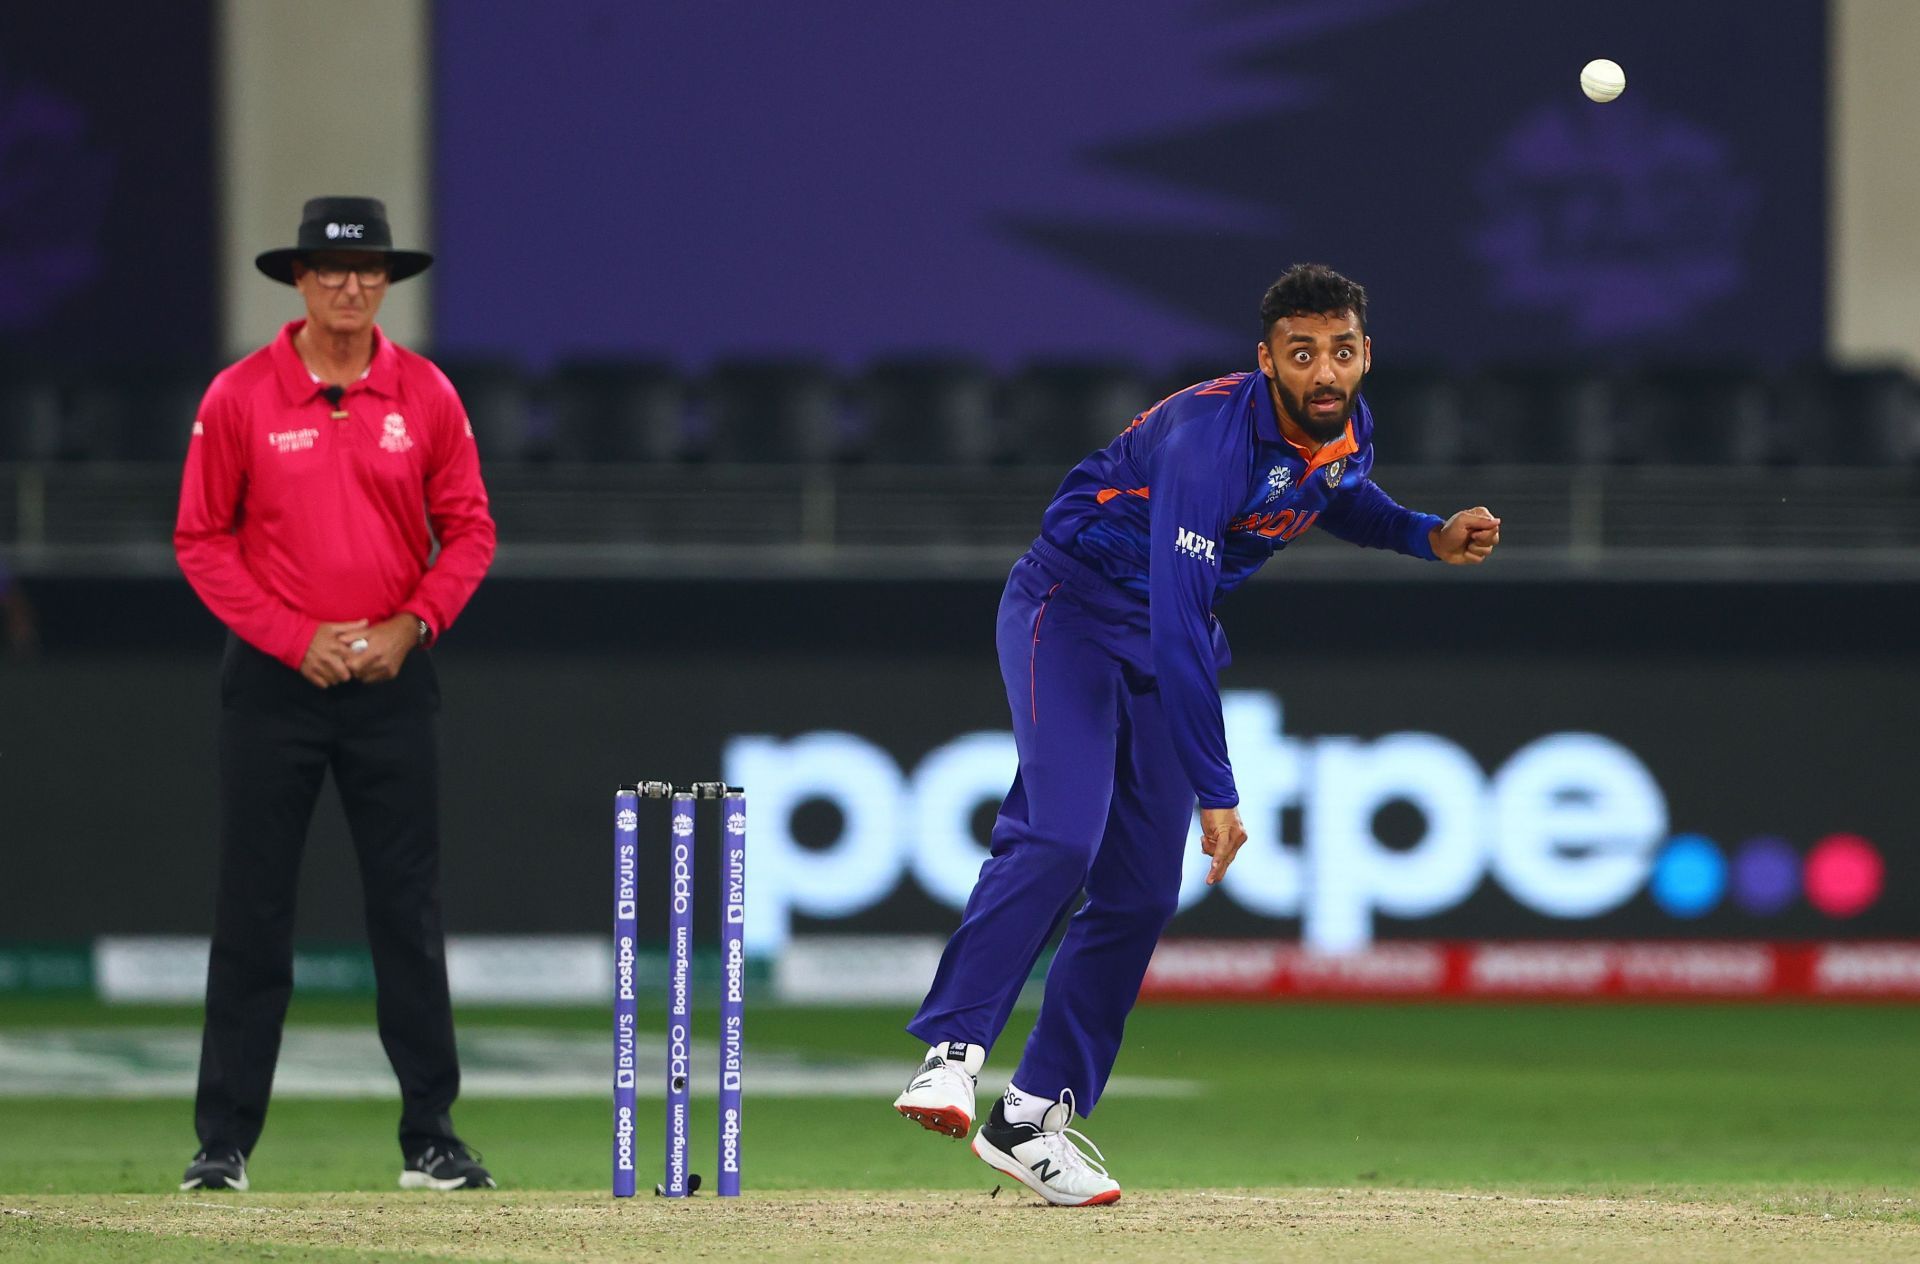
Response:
[928,1041,985,1077]
[1001,1080,1050,1127]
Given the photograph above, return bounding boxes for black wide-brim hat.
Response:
[254,195,433,285]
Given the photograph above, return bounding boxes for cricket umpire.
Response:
[173,197,497,1192]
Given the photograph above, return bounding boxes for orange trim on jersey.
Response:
[1095,486,1151,505]
[1193,372,1250,397]
[1280,421,1358,478]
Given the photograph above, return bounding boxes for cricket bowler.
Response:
[893,264,1501,1205]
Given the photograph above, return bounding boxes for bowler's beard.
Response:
[1274,375,1358,445]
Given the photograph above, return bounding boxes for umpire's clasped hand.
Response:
[336,614,418,684]
[301,619,369,688]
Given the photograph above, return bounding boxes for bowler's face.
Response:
[292,251,390,336]
[1257,310,1370,445]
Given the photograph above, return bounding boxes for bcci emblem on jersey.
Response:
[380,412,413,454]
[1323,458,1345,488]
[1264,465,1293,503]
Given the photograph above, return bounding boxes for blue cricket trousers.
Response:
[908,538,1220,1114]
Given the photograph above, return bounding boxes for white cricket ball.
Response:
[1580,58,1626,103]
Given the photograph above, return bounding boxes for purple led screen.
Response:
[0,2,215,363]
[432,0,1825,371]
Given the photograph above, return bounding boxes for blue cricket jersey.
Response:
[1037,371,1443,808]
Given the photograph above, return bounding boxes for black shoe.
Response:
[179,1148,249,1191]
[400,1140,496,1190]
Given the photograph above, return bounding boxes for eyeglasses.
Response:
[305,261,391,289]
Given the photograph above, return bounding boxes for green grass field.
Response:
[3,996,1918,1261]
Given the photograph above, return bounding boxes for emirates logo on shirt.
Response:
[380,412,413,453]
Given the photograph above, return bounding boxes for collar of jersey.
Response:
[271,319,400,405]
[1251,372,1357,477]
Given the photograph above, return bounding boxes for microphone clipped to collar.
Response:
[321,385,348,419]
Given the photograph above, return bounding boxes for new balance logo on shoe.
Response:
[970,1087,1121,1207]
[894,1046,979,1140]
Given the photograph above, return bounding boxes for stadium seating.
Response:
[704,360,844,464]
[438,358,540,463]
[1618,367,1776,467]
[998,361,1152,466]
[0,364,62,462]
[1769,364,1920,466]
[2,357,1916,469]
[545,360,688,463]
[857,358,997,465]
[1351,367,1470,465]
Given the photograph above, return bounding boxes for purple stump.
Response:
[663,791,696,1197]
[612,788,639,1198]
[717,791,746,1196]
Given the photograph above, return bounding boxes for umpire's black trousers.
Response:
[194,636,461,1158]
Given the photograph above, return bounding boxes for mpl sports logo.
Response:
[1174,527,1217,564]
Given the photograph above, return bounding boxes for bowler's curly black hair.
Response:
[1260,263,1368,338]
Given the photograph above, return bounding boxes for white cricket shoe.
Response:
[971,1089,1121,1207]
[892,1041,982,1139]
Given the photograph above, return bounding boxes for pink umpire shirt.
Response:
[175,319,497,668]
